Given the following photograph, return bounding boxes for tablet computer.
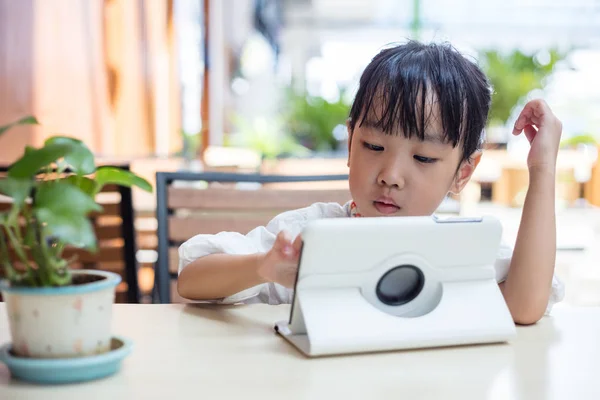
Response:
[275,215,514,356]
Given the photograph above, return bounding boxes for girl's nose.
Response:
[377,160,405,189]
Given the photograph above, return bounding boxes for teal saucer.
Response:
[0,337,132,384]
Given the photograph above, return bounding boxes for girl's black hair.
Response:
[348,41,491,163]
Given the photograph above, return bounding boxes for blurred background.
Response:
[1,0,599,305]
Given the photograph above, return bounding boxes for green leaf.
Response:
[63,176,97,197]
[34,182,101,249]
[0,116,39,137]
[17,116,39,125]
[8,143,74,178]
[45,136,96,175]
[95,166,153,193]
[0,177,32,205]
[35,209,97,249]
[35,181,102,216]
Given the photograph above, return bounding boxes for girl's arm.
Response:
[177,231,302,300]
[500,99,562,325]
[177,253,266,300]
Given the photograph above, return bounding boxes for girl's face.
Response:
[347,104,479,217]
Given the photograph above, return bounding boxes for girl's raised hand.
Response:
[512,99,562,172]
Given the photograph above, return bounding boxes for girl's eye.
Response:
[414,155,438,164]
[363,141,384,152]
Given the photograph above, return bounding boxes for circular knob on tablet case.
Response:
[376,265,425,306]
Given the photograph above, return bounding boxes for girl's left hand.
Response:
[512,99,563,172]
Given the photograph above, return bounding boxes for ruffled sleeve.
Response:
[177,202,348,304]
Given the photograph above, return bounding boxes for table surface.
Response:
[1,303,599,400]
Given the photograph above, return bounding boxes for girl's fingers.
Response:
[513,100,548,135]
[523,125,538,144]
[274,230,290,248]
[512,107,531,135]
[513,110,537,135]
[282,245,294,258]
[292,235,303,253]
[274,231,294,257]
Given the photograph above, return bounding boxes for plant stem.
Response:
[8,204,25,244]
[38,221,72,286]
[0,226,17,281]
[6,225,30,267]
[49,264,72,286]
[21,204,34,244]
[5,224,35,286]
[22,208,44,269]
[37,221,54,286]
[55,242,65,259]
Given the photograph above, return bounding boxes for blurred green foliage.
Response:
[479,49,565,126]
[283,88,350,152]
[231,115,311,159]
[560,132,597,148]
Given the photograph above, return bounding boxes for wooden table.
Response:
[1,303,599,399]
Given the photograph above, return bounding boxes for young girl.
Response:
[177,41,564,325]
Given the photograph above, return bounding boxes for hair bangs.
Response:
[348,41,491,162]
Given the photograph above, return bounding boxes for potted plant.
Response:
[0,116,152,360]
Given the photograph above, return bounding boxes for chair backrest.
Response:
[0,165,140,303]
[154,171,351,303]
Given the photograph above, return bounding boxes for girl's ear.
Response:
[449,151,482,195]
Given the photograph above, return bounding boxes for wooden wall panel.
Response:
[104,0,153,157]
[33,0,107,151]
[0,0,38,163]
[0,0,181,161]
[142,0,182,156]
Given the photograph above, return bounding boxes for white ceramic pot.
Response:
[0,270,121,359]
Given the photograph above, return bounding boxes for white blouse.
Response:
[178,201,565,314]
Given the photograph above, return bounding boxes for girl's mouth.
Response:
[373,201,400,214]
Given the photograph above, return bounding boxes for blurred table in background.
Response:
[473,148,599,207]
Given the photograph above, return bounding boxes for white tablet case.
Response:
[275,216,516,357]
